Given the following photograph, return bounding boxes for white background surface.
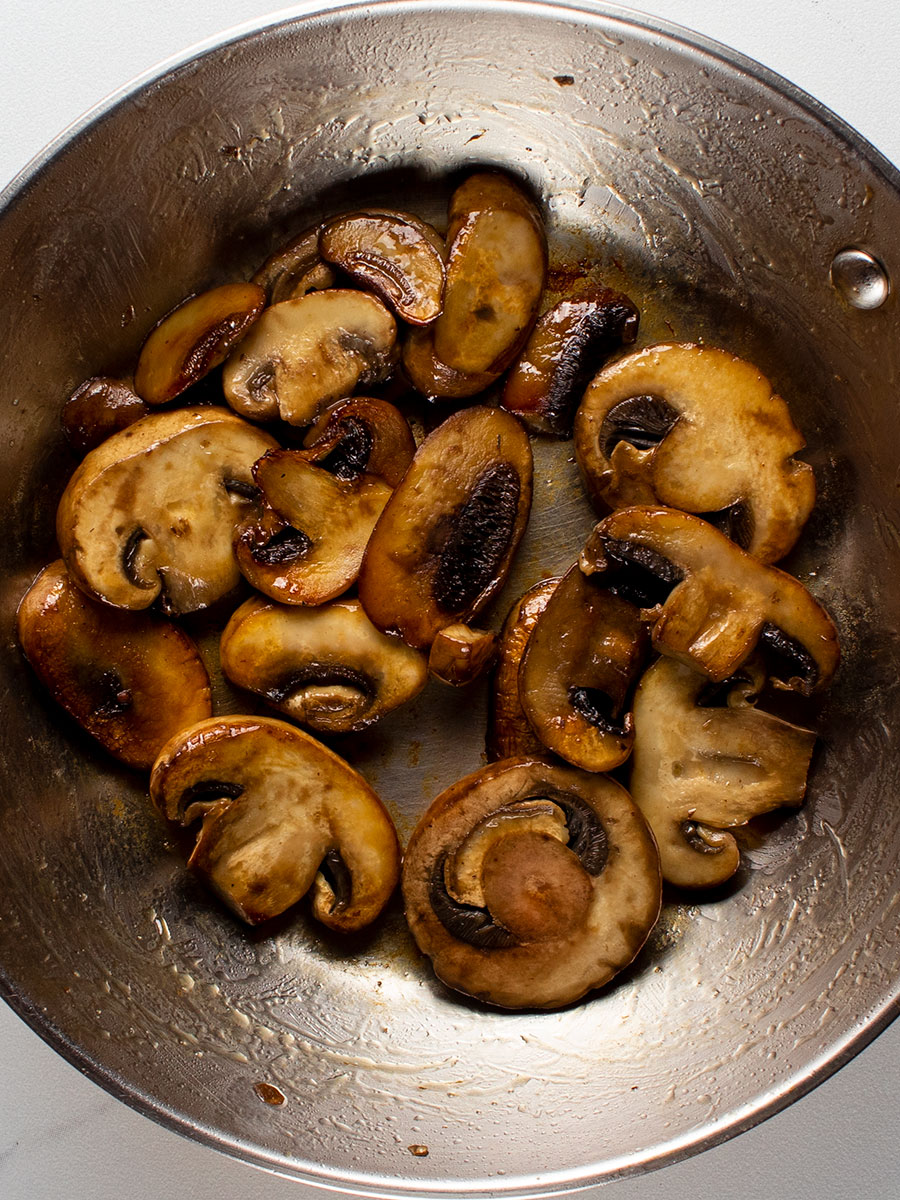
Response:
[2,1,900,1197]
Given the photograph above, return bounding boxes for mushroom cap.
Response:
[401,327,500,400]
[630,656,816,887]
[574,342,816,564]
[17,560,211,768]
[150,715,400,930]
[220,596,428,734]
[62,376,150,455]
[56,407,278,614]
[403,757,661,1009]
[358,405,533,648]
[582,505,840,693]
[251,224,337,304]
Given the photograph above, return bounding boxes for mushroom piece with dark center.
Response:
[579,506,840,692]
[150,715,401,930]
[302,396,416,488]
[574,342,816,564]
[518,562,649,772]
[17,561,212,769]
[358,406,533,648]
[629,656,816,887]
[220,596,428,734]
[402,757,661,1009]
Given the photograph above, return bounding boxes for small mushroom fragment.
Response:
[222,290,398,426]
[574,343,816,563]
[502,289,640,437]
[62,377,151,454]
[17,560,211,769]
[56,407,278,614]
[134,283,266,407]
[251,224,337,304]
[402,757,661,1009]
[580,506,840,693]
[220,596,428,733]
[519,563,649,772]
[433,172,548,375]
[301,396,416,487]
[150,715,400,929]
[358,406,533,647]
[319,209,445,325]
[487,578,560,761]
[428,624,497,687]
[401,327,500,400]
[630,656,816,887]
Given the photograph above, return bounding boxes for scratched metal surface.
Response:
[1,1,899,1194]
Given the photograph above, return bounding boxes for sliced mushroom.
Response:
[401,326,500,400]
[56,407,278,614]
[432,172,547,375]
[519,563,649,772]
[220,596,428,733]
[62,376,151,454]
[428,624,497,687]
[319,209,445,325]
[358,406,533,647]
[134,283,266,406]
[251,224,337,304]
[17,560,211,768]
[150,715,400,929]
[487,578,560,761]
[301,396,416,488]
[630,656,816,887]
[580,506,840,693]
[574,343,816,563]
[222,290,398,426]
[402,757,661,1009]
[502,289,640,436]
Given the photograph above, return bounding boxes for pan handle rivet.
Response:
[830,247,890,310]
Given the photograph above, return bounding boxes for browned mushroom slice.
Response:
[220,596,427,733]
[519,563,649,772]
[56,407,277,614]
[134,283,266,407]
[319,209,445,325]
[574,343,816,563]
[487,578,560,761]
[432,172,548,375]
[18,560,211,769]
[630,656,816,888]
[222,290,398,426]
[502,289,639,437]
[358,406,533,648]
[302,396,416,488]
[243,448,392,605]
[580,506,840,692]
[150,715,400,929]
[401,327,500,400]
[428,624,497,687]
[402,757,661,1009]
[62,377,151,454]
[251,224,337,304]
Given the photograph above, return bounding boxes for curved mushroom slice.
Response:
[222,290,398,426]
[519,563,649,772]
[18,560,211,769]
[56,407,277,614]
[302,396,416,488]
[630,656,816,888]
[319,209,445,325]
[402,757,661,1009]
[502,289,639,437]
[150,716,400,930]
[401,327,500,400]
[358,406,533,648]
[251,224,337,304]
[487,578,560,761]
[574,343,816,564]
[134,283,266,407]
[62,376,151,454]
[433,172,548,375]
[428,624,497,687]
[581,506,840,693]
[220,596,428,733]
